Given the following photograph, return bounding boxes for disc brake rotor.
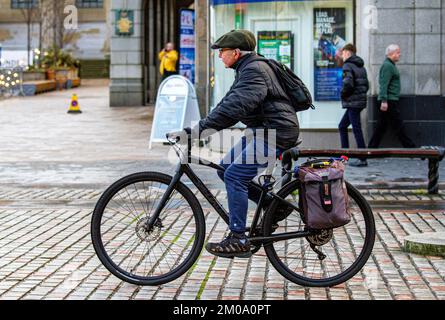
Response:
[136,217,162,241]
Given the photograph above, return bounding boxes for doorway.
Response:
[143,0,195,105]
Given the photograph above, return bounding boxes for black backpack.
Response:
[253,56,315,112]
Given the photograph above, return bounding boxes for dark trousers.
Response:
[368,100,416,148]
[161,71,177,82]
[217,136,280,233]
[338,108,366,149]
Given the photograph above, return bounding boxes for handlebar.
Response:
[166,131,192,162]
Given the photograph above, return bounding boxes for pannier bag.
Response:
[297,158,351,230]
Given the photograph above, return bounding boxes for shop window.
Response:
[210,0,355,130]
[10,0,38,9]
[75,0,103,8]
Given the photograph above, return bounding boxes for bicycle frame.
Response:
[147,137,316,245]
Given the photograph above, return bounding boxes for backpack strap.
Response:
[243,55,273,128]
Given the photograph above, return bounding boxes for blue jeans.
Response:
[339,108,366,149]
[217,135,280,233]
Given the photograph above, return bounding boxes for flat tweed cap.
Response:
[211,29,256,51]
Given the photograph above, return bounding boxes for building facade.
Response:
[366,0,445,147]
[0,0,111,77]
[109,0,445,147]
[2,0,441,147]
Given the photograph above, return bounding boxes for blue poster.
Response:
[179,9,195,84]
[313,8,346,101]
[314,68,343,101]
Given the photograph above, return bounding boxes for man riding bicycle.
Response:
[184,30,300,259]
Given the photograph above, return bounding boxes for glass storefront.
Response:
[209,0,355,129]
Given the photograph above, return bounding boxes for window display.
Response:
[210,0,355,129]
[314,8,346,101]
[258,31,293,69]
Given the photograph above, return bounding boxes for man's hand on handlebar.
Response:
[166,127,192,143]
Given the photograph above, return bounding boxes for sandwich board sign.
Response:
[149,75,201,149]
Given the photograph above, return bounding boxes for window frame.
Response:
[75,0,104,9]
[10,0,38,9]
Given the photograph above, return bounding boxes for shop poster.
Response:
[179,9,196,84]
[314,8,346,101]
[258,31,293,69]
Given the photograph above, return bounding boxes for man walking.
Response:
[179,30,299,259]
[338,43,369,167]
[159,42,179,81]
[368,44,416,148]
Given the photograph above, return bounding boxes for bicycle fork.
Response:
[145,163,183,231]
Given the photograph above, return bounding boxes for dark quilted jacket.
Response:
[341,55,369,110]
[198,53,300,150]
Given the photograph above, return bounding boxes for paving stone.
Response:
[0,84,444,300]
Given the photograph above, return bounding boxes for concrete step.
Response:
[404,232,445,257]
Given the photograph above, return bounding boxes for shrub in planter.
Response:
[41,46,80,81]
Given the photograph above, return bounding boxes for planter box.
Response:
[55,69,69,90]
[23,71,46,82]
[66,78,81,89]
[55,69,69,79]
[67,68,79,80]
[46,70,56,80]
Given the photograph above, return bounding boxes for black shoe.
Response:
[349,159,368,167]
[205,232,252,259]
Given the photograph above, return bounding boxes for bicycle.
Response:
[91,133,376,288]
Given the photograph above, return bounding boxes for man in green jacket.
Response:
[368,44,416,148]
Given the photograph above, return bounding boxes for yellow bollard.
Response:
[68,94,82,114]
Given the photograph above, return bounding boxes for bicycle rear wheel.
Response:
[263,180,375,287]
[91,172,206,286]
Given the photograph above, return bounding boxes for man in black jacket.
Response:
[338,43,369,167]
[188,30,300,258]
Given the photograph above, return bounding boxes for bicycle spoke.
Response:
[265,181,374,285]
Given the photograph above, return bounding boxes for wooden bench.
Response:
[22,80,56,96]
[281,147,445,194]
[72,78,81,87]
[66,78,81,89]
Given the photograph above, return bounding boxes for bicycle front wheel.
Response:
[91,172,206,286]
[263,180,375,287]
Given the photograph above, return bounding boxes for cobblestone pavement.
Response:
[0,83,444,300]
[0,187,444,300]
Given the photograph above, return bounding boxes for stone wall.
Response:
[442,0,445,96]
[195,0,209,117]
[366,0,445,147]
[109,0,144,106]
[367,0,442,96]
